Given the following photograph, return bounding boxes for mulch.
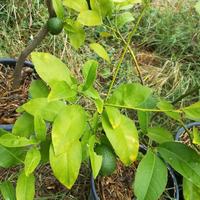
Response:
[0,63,35,124]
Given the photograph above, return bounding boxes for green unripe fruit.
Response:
[95,144,117,176]
[47,17,63,35]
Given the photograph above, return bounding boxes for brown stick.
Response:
[12,0,56,89]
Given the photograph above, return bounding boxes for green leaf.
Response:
[157,100,181,121]
[12,113,34,138]
[138,111,149,134]
[108,83,152,108]
[41,100,66,122]
[82,87,104,113]
[89,136,103,179]
[192,127,200,145]
[158,142,200,188]
[195,1,200,15]
[77,10,102,26]
[82,60,98,90]
[40,138,51,164]
[0,146,24,168]
[138,95,157,134]
[52,105,86,155]
[0,129,9,136]
[114,0,141,8]
[90,43,110,62]
[34,115,46,141]
[90,0,114,18]
[0,134,38,148]
[29,80,49,99]
[16,171,35,200]
[0,181,16,200]
[31,52,73,87]
[48,81,77,101]
[105,107,121,129]
[49,142,82,189]
[63,0,88,12]
[81,127,92,161]
[134,150,168,200]
[69,28,85,49]
[52,0,64,19]
[102,112,139,165]
[183,177,200,200]
[64,19,85,49]
[116,12,134,28]
[24,147,41,176]
[22,98,66,122]
[147,127,173,144]
[183,102,200,121]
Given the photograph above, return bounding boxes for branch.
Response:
[12,0,55,89]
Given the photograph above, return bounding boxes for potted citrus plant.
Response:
[1,0,200,200]
[2,51,200,199]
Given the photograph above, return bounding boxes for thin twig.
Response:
[12,0,55,89]
[106,3,149,100]
[104,103,182,113]
[117,30,144,85]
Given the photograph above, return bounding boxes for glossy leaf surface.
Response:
[49,142,82,189]
[134,150,167,200]
[52,105,86,155]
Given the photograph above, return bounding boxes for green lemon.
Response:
[47,17,63,35]
[95,144,117,176]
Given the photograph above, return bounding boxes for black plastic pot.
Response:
[175,122,200,141]
[89,145,179,200]
[175,122,200,199]
[0,58,34,68]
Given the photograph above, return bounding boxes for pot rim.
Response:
[0,58,34,68]
[175,122,200,141]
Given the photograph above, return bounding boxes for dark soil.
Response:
[0,63,36,124]
[96,160,137,200]
[0,164,91,200]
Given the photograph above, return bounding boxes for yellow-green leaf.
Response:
[31,52,73,87]
[192,127,200,145]
[90,43,110,62]
[24,147,41,176]
[102,112,139,165]
[157,100,181,121]
[52,0,64,19]
[89,135,102,179]
[34,115,46,141]
[105,107,121,129]
[12,112,34,138]
[77,10,102,26]
[183,102,200,121]
[52,105,86,155]
[16,171,35,200]
[49,142,82,189]
[0,134,38,148]
[48,81,77,101]
[63,0,88,12]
